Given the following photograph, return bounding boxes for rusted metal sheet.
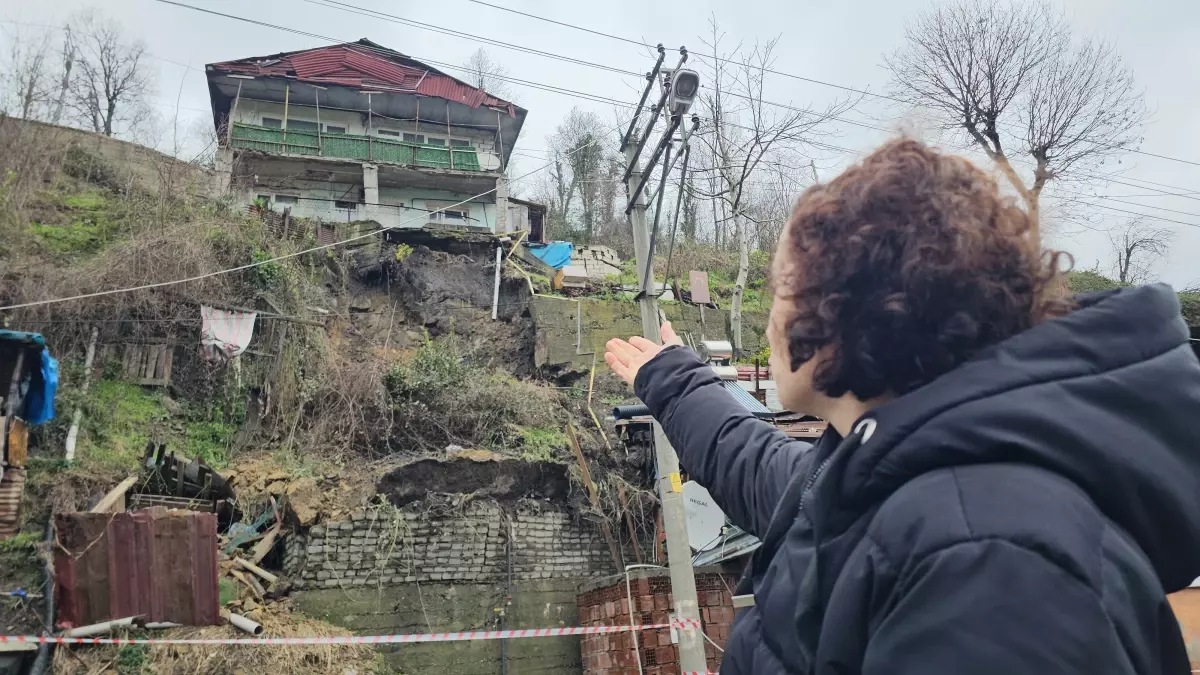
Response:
[54,508,219,628]
[0,467,26,540]
[210,42,516,114]
[689,271,711,305]
[6,417,27,466]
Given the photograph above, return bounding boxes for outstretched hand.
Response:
[605,321,684,387]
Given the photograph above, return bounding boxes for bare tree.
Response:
[51,26,76,125]
[885,0,1146,247]
[461,48,512,99]
[66,10,154,137]
[695,19,851,354]
[1110,219,1172,285]
[537,107,609,241]
[1,26,55,120]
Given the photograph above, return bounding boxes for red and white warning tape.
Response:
[0,618,703,646]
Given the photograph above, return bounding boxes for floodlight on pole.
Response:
[668,69,700,117]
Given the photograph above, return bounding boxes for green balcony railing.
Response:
[230,123,485,172]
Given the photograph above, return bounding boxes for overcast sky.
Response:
[3,0,1197,288]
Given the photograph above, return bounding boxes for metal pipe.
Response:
[28,523,56,675]
[228,612,263,635]
[621,45,666,151]
[61,616,144,638]
[640,141,674,295]
[626,115,682,216]
[492,238,509,321]
[623,50,688,182]
[64,325,98,462]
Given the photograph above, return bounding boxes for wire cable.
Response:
[0,133,603,311]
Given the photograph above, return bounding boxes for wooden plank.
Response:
[4,417,25,467]
[144,347,159,381]
[566,422,623,570]
[689,270,711,305]
[248,523,280,565]
[617,484,644,565]
[91,476,140,513]
[161,345,174,384]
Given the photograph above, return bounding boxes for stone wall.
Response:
[283,501,616,588]
[531,296,769,372]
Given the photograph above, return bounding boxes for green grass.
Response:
[29,189,125,255]
[518,426,568,462]
[81,379,172,470]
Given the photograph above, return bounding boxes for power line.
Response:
[463,0,1200,169]
[1070,202,1200,230]
[0,127,604,311]
[150,0,1200,232]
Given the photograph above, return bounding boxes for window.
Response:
[450,139,472,148]
[377,129,400,137]
[425,137,446,147]
[286,119,319,132]
[425,200,469,222]
[274,195,298,206]
[261,117,282,128]
[402,133,424,144]
[334,200,357,210]
[324,124,346,134]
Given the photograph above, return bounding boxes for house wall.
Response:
[236,180,498,231]
[231,99,502,161]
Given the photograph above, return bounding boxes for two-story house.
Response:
[206,39,527,236]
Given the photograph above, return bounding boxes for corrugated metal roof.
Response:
[721,381,773,417]
[208,40,517,116]
[54,508,219,628]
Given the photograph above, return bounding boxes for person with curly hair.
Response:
[605,139,1200,674]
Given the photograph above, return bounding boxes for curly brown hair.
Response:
[773,138,1070,400]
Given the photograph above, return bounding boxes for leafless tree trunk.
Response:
[461,48,512,99]
[1,27,54,120]
[1110,219,1172,285]
[51,26,76,125]
[885,0,1146,248]
[536,107,608,242]
[66,9,154,138]
[695,18,851,354]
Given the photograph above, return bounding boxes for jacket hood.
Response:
[841,284,1200,591]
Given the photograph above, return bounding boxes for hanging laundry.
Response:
[200,306,257,362]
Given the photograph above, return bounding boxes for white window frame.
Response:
[402,132,424,144]
[274,195,298,206]
[284,119,320,133]
[324,124,347,134]
[261,117,282,128]
[425,200,470,223]
[377,128,401,137]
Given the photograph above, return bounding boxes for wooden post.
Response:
[314,86,322,155]
[413,98,420,167]
[496,110,505,172]
[227,79,243,148]
[567,423,622,570]
[281,83,290,154]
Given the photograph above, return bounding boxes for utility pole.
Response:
[622,46,707,674]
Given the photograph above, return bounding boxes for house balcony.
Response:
[229,123,498,173]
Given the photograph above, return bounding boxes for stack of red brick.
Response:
[577,570,739,675]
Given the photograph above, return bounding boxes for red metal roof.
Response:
[54,508,220,628]
[209,40,517,116]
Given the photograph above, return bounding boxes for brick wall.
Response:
[576,568,738,675]
[284,501,617,588]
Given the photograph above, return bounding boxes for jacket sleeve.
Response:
[864,539,1133,674]
[634,345,814,537]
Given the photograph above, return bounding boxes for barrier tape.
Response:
[0,618,703,646]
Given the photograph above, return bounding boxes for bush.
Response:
[384,337,566,456]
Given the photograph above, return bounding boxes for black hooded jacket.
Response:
[634,285,1200,674]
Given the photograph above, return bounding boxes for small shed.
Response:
[507,197,547,243]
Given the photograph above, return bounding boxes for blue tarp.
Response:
[25,350,57,425]
[527,241,574,270]
[1,330,56,425]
